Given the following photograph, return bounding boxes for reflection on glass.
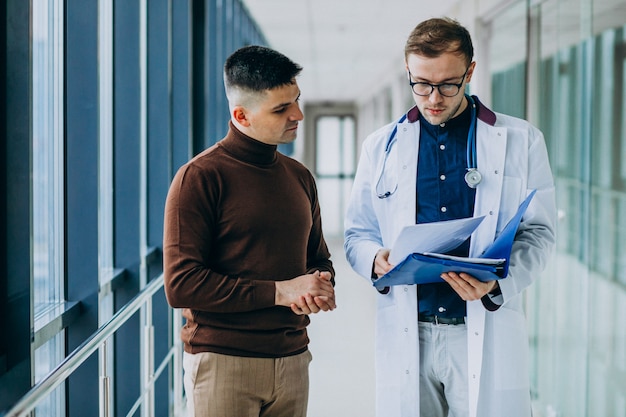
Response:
[526,1,626,417]
[33,0,63,315]
[32,0,65,414]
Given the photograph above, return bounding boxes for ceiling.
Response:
[240,0,458,104]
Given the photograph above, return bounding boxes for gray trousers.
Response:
[419,321,469,417]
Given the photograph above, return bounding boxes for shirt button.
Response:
[438,307,446,313]
[440,123,446,128]
[439,144,446,150]
[439,174,446,181]
[441,207,447,213]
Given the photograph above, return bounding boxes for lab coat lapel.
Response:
[394,120,420,229]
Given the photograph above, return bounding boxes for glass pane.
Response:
[529,1,626,416]
[315,115,356,237]
[34,336,65,416]
[587,7,626,415]
[489,1,527,118]
[33,0,64,313]
[340,117,355,175]
[32,0,65,413]
[316,117,342,176]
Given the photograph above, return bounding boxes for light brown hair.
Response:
[405,17,474,66]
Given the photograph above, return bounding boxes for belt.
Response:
[418,313,466,325]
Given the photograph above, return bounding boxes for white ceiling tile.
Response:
[241,0,457,102]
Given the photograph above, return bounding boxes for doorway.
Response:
[305,104,357,238]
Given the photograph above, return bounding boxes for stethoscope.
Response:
[375,94,481,199]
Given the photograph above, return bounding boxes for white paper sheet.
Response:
[388,216,486,265]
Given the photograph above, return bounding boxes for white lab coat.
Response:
[344,99,556,417]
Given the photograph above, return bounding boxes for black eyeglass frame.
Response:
[408,66,471,97]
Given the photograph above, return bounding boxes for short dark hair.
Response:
[224,45,302,93]
[405,18,474,66]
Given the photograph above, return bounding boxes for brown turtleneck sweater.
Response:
[163,123,334,358]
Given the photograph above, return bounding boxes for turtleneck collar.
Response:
[220,121,278,166]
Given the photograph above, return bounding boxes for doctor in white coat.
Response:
[344,18,556,417]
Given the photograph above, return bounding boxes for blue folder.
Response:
[373,190,536,289]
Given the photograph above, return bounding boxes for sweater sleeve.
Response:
[303,171,335,281]
[163,164,276,313]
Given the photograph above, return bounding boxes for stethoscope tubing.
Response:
[376,94,480,199]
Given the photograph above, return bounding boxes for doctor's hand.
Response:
[440,272,498,301]
[373,249,394,278]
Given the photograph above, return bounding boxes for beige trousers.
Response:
[183,350,312,417]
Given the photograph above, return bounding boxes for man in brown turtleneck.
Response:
[163,45,336,417]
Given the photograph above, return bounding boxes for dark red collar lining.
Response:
[405,95,496,126]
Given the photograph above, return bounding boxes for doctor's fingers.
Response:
[441,272,487,301]
[372,249,393,277]
[457,272,497,297]
[374,259,393,277]
[375,248,391,263]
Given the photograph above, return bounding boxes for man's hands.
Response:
[374,248,498,301]
[440,272,498,301]
[275,271,336,315]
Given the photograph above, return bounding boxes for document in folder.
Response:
[373,190,536,289]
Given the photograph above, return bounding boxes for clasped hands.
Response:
[275,270,336,315]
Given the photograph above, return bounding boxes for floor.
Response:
[306,236,377,417]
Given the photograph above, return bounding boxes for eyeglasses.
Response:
[408,66,470,97]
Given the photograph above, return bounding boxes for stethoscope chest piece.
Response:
[465,168,482,188]
[464,95,481,189]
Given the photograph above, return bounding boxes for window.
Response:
[32,0,65,414]
[488,1,527,119]
[315,115,356,236]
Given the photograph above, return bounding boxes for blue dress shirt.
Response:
[416,103,476,318]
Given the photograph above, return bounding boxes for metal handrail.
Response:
[3,275,165,417]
